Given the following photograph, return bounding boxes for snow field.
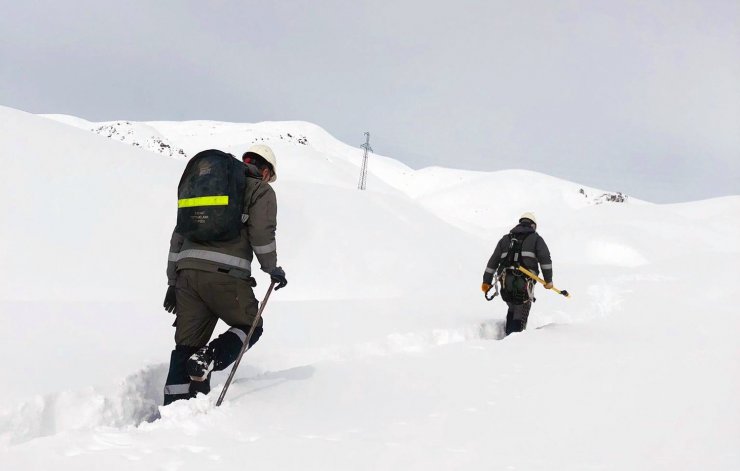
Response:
[0,106,738,469]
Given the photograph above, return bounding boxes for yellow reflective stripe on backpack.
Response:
[178,196,229,208]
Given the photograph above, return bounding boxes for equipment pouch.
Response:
[500,270,531,305]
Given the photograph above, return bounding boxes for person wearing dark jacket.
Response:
[482,212,553,336]
[161,144,288,405]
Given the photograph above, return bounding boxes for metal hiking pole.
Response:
[216,281,276,407]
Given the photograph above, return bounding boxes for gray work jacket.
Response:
[483,224,553,284]
[167,176,278,284]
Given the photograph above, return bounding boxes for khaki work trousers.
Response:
[174,269,260,347]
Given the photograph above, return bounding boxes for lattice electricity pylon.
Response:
[357,132,373,190]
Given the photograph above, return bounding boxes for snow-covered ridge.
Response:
[578,187,628,204]
[92,121,186,158]
[43,113,632,227]
[45,115,332,160]
[43,115,187,158]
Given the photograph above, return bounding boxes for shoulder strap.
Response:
[506,232,536,268]
[504,233,520,268]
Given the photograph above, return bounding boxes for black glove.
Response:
[163,286,177,313]
[270,266,288,290]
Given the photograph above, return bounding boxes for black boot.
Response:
[187,346,215,381]
[189,372,212,397]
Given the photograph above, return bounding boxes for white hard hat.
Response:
[244,144,277,183]
[519,211,537,225]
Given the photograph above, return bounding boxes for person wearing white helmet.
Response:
[162,145,286,405]
[481,212,554,336]
[242,144,277,183]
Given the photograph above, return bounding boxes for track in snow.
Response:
[0,319,515,447]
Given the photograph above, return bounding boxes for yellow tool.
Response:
[517,266,571,298]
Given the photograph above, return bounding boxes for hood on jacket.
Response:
[244,163,265,180]
[510,223,536,237]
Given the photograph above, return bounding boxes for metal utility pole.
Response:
[357,132,373,190]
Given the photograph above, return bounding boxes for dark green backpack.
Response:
[176,149,247,242]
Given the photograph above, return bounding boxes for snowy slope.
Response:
[1,106,739,470]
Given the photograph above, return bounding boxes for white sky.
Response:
[1,0,738,202]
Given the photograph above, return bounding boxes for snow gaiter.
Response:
[163,345,199,405]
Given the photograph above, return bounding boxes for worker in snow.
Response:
[162,144,288,405]
[481,212,553,336]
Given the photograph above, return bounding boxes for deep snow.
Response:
[1,106,738,469]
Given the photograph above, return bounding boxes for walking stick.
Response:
[216,281,276,406]
[516,266,571,298]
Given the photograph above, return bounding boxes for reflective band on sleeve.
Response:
[499,252,508,259]
[164,384,191,395]
[168,252,179,262]
[522,251,536,258]
[178,196,229,208]
[175,249,251,271]
[541,264,552,269]
[485,267,495,274]
[253,241,276,255]
[228,327,247,343]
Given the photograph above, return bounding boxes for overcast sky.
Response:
[1,0,738,202]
